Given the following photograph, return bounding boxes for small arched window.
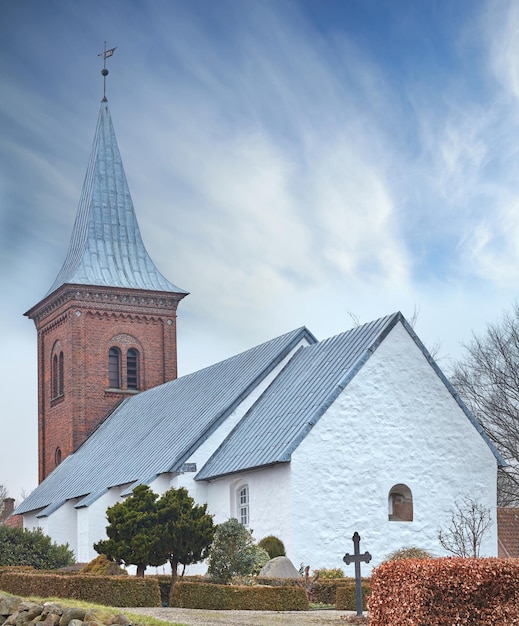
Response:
[108,347,121,389]
[127,348,139,390]
[51,350,64,399]
[55,447,62,466]
[52,354,59,398]
[388,484,413,522]
[237,485,249,526]
[58,351,64,396]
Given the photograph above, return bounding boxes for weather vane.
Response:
[98,42,117,102]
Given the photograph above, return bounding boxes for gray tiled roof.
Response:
[196,313,400,479]
[197,311,506,480]
[45,103,186,297]
[16,326,315,515]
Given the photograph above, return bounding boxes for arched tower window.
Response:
[51,348,64,399]
[55,447,62,466]
[108,347,121,389]
[237,484,249,526]
[52,354,59,398]
[127,348,139,390]
[388,484,413,522]
[58,351,64,396]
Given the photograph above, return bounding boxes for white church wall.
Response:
[76,488,125,563]
[290,320,498,575]
[40,500,79,559]
[175,465,293,576]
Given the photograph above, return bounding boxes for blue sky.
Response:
[2,0,519,501]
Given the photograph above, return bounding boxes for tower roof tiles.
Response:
[45,102,186,297]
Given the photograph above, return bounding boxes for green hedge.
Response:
[335,582,370,611]
[170,581,309,610]
[0,572,160,607]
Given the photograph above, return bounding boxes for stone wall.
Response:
[0,595,131,626]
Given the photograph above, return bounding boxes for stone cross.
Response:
[343,531,372,617]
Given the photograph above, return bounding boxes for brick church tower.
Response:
[25,92,187,483]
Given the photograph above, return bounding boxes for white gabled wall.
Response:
[290,320,498,574]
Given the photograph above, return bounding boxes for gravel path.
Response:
[125,607,363,625]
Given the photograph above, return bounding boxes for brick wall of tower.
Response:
[28,285,185,482]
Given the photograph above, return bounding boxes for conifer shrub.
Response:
[81,554,128,576]
[257,535,286,559]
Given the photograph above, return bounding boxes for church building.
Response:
[16,81,505,574]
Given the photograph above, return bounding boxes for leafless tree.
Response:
[438,498,492,558]
[451,304,519,505]
[0,484,8,520]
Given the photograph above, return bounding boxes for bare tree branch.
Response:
[438,498,491,557]
[451,304,519,505]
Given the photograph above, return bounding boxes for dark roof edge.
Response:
[197,461,289,483]
[398,315,507,468]
[176,327,317,474]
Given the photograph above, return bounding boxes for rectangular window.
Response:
[238,486,249,526]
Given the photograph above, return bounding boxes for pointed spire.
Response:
[46,102,187,297]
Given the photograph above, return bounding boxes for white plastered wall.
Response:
[290,320,498,575]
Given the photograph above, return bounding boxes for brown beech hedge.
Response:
[369,557,519,626]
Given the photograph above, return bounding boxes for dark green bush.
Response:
[0,526,74,569]
[170,581,308,610]
[257,536,286,559]
[0,572,160,607]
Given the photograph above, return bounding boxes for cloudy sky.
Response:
[2,0,519,501]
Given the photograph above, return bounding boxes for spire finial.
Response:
[98,42,117,102]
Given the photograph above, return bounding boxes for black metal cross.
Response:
[343,531,372,617]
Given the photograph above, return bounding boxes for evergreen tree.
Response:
[156,487,214,594]
[94,484,163,576]
[95,484,214,589]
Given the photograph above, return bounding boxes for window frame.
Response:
[237,484,250,526]
[108,347,122,389]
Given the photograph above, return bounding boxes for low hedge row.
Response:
[369,557,519,626]
[335,582,370,611]
[0,572,160,607]
[170,581,309,610]
[254,575,370,606]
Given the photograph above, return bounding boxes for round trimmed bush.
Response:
[258,535,286,559]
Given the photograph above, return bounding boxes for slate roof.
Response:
[196,311,505,480]
[44,102,186,298]
[16,326,315,516]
